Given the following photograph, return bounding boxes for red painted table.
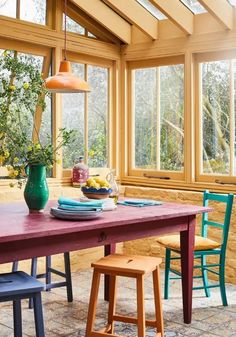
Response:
[0,200,210,324]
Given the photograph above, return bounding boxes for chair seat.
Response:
[156,235,221,251]
[92,253,162,275]
[0,271,44,298]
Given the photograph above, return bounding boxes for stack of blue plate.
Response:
[50,197,104,220]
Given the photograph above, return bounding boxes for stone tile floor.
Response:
[0,269,236,337]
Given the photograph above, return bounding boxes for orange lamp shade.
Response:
[45,61,90,93]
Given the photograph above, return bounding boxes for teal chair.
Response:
[156,190,234,306]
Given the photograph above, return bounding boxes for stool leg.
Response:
[13,300,22,337]
[29,258,38,309]
[12,261,19,272]
[46,256,52,291]
[64,252,73,302]
[136,275,146,337]
[153,267,164,337]
[33,293,45,337]
[107,275,117,334]
[85,270,101,337]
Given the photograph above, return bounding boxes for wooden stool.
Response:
[85,254,164,337]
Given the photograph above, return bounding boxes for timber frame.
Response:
[1,0,236,193]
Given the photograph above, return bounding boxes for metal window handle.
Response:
[215,180,236,185]
[98,231,107,242]
[143,173,170,179]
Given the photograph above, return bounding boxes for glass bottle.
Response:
[106,170,119,204]
[72,156,89,187]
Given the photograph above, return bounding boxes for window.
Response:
[62,60,109,169]
[20,0,46,25]
[128,59,184,180]
[63,13,97,38]
[0,0,16,18]
[136,0,166,20]
[180,0,206,14]
[63,14,85,35]
[0,47,52,177]
[196,53,236,183]
[0,0,46,25]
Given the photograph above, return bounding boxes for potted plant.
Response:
[0,50,74,212]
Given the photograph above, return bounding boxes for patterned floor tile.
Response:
[0,269,236,336]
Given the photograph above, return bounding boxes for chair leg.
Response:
[136,275,146,337]
[64,252,73,302]
[29,258,38,309]
[12,261,19,272]
[85,270,101,337]
[201,255,210,297]
[153,267,164,337]
[13,300,22,337]
[219,260,228,306]
[164,248,171,299]
[107,275,117,334]
[33,293,45,337]
[45,256,52,291]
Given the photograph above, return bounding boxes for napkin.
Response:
[58,197,104,209]
[118,199,162,207]
[58,205,100,212]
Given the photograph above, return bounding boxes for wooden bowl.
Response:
[81,187,112,199]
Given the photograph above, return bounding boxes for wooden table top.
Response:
[0,200,211,243]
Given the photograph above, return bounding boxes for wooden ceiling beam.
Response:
[67,2,121,44]
[102,0,158,40]
[71,0,131,44]
[198,0,233,30]
[149,0,193,35]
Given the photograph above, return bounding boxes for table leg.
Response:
[104,244,116,301]
[180,215,195,324]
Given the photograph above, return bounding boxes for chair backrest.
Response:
[202,190,234,253]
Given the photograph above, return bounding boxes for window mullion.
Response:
[16,0,20,19]
[156,67,160,171]
[84,63,89,164]
[230,60,235,176]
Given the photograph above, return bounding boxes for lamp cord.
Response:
[64,0,67,60]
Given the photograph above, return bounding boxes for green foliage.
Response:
[0,50,74,185]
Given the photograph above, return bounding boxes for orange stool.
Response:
[85,254,164,337]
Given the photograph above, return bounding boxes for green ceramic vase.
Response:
[24,164,49,212]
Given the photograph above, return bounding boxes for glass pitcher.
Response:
[106,169,119,204]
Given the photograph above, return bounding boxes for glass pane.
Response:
[63,14,85,35]
[134,67,157,169]
[0,50,49,177]
[20,0,46,25]
[228,0,236,6]
[15,52,44,138]
[201,60,230,174]
[88,31,96,38]
[136,0,166,20]
[40,94,52,146]
[62,63,85,169]
[160,64,184,171]
[87,65,108,168]
[0,0,16,18]
[181,0,206,14]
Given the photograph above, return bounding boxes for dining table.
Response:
[0,199,211,324]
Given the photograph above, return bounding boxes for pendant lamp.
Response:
[45,0,90,93]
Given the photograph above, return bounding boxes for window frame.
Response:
[0,0,49,26]
[127,55,185,182]
[62,51,116,179]
[195,50,236,185]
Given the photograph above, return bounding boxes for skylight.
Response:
[228,0,236,6]
[136,0,166,20]
[180,0,206,14]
